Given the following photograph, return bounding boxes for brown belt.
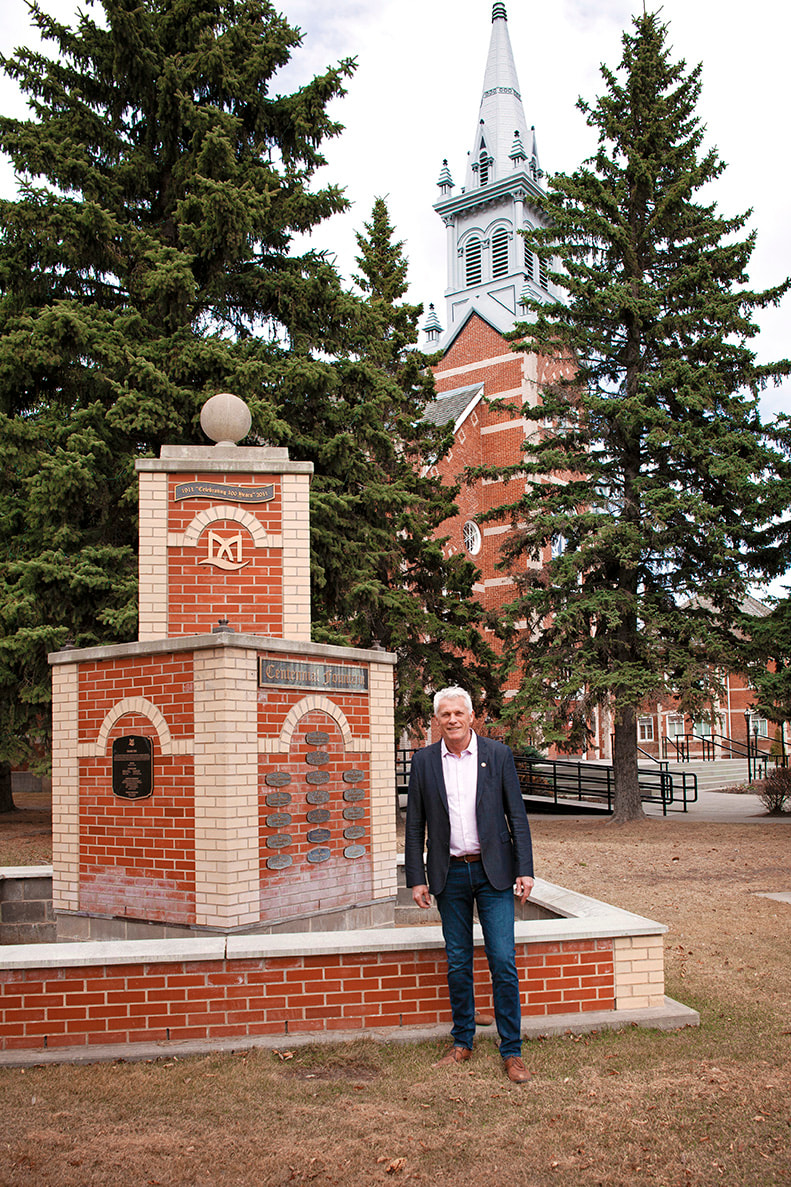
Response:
[450,854,481,863]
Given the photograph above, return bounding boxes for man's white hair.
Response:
[433,686,473,715]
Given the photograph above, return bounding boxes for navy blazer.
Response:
[404,735,533,896]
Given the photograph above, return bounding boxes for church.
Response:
[418,4,773,763]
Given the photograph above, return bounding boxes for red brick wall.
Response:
[0,939,615,1051]
[78,658,197,924]
[166,473,285,636]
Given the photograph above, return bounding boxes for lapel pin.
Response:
[481,762,487,767]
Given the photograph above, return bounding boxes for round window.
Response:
[462,521,482,555]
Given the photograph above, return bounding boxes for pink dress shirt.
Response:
[441,731,481,857]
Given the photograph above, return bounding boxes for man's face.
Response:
[436,696,474,752]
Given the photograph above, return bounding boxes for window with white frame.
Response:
[667,715,685,738]
[491,227,509,279]
[465,236,482,286]
[462,521,482,556]
[638,717,655,742]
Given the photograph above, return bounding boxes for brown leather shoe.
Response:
[433,1045,472,1067]
[474,1010,494,1026]
[503,1055,531,1084]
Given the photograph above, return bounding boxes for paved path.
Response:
[642,788,791,823]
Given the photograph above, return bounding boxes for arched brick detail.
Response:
[272,695,359,752]
[93,698,174,757]
[171,504,280,549]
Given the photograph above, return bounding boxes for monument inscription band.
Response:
[259,659,368,693]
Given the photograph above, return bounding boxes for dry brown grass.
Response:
[1,805,790,1186]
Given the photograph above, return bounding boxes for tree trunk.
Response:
[0,760,16,814]
[611,704,645,823]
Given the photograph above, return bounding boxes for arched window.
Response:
[478,145,490,186]
[465,237,482,287]
[491,227,509,279]
[523,234,535,281]
[539,255,549,291]
[463,521,482,556]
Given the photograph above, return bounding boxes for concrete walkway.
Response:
[642,788,791,823]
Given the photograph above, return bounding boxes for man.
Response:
[405,687,534,1084]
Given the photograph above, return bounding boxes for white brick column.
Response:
[193,646,260,927]
[368,662,397,902]
[280,472,311,641]
[613,934,665,1010]
[51,663,80,911]
[138,471,169,640]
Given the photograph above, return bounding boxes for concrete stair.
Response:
[654,759,751,793]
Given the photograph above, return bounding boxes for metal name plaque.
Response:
[305,751,329,767]
[266,834,293,849]
[266,812,292,829]
[307,848,331,864]
[112,736,153,800]
[267,854,292,871]
[306,788,330,805]
[306,809,331,824]
[343,805,365,821]
[259,659,368,694]
[344,845,366,860]
[343,769,365,784]
[265,791,292,808]
[307,828,331,844]
[343,788,365,803]
[305,770,330,785]
[174,481,275,504]
[344,826,365,841]
[305,731,329,746]
[266,771,291,787]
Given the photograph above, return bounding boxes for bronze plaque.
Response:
[267,854,292,871]
[306,809,331,824]
[265,791,292,808]
[266,771,292,787]
[343,788,365,802]
[174,481,274,504]
[343,769,365,784]
[305,731,330,746]
[344,826,365,841]
[305,751,329,767]
[305,770,330,785]
[259,659,368,694]
[307,848,331,864]
[343,805,364,821]
[307,828,331,844]
[344,845,366,860]
[306,788,330,805]
[112,736,153,800]
[266,812,292,829]
[266,834,293,850]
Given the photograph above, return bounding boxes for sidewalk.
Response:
[642,788,791,823]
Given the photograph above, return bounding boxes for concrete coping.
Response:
[48,632,398,667]
[136,446,314,475]
[0,878,665,971]
[0,866,53,881]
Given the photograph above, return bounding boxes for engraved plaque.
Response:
[306,788,330,805]
[307,848,331,864]
[306,770,330,785]
[343,805,365,821]
[267,854,292,871]
[305,751,329,767]
[266,771,291,787]
[305,731,330,746]
[343,769,365,784]
[266,834,293,849]
[344,825,365,841]
[307,827,331,844]
[266,812,292,829]
[265,791,292,808]
[259,659,367,694]
[343,787,365,802]
[306,808,331,824]
[112,736,153,800]
[344,844,366,860]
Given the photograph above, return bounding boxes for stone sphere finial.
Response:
[200,392,252,446]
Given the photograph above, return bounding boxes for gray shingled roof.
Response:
[423,383,483,429]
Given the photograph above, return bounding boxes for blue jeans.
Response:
[435,859,522,1059]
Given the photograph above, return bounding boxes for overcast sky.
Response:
[1,0,788,422]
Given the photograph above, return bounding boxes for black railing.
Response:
[660,731,780,781]
[395,749,698,815]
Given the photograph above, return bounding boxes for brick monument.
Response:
[49,394,397,939]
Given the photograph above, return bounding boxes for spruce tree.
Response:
[488,12,790,820]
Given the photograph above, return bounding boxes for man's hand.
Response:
[515,876,534,904]
[412,884,431,909]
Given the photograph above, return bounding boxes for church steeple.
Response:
[431,3,550,347]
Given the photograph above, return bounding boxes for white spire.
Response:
[465,4,530,191]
